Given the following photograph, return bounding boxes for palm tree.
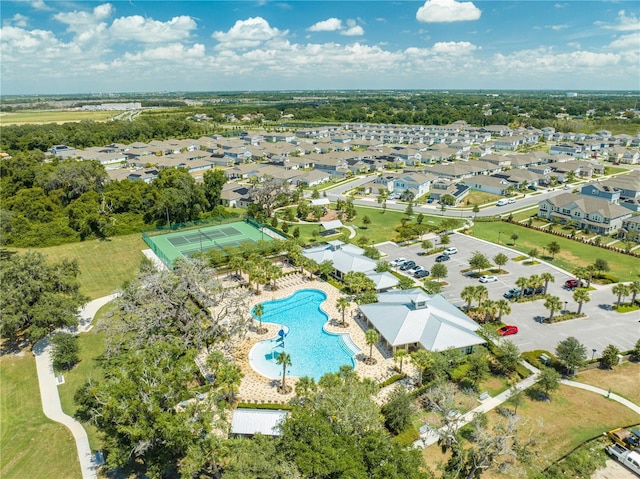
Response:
[573,288,590,315]
[229,255,244,279]
[410,349,433,387]
[572,266,588,286]
[629,281,640,305]
[336,296,350,327]
[276,351,292,394]
[394,348,408,374]
[474,285,489,308]
[365,329,379,365]
[516,276,529,299]
[585,265,597,287]
[612,283,630,307]
[495,299,512,323]
[544,295,563,322]
[479,299,498,323]
[461,286,476,310]
[528,274,542,294]
[216,362,244,404]
[540,272,555,295]
[253,303,267,333]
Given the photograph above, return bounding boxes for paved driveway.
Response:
[376,233,640,357]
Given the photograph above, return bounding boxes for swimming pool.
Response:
[248,289,359,381]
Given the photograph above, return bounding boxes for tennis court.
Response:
[144,220,283,267]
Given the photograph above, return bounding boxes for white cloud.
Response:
[5,14,29,28]
[308,18,342,32]
[110,15,197,43]
[416,0,481,23]
[550,24,569,31]
[30,0,52,11]
[431,41,477,55]
[212,17,287,49]
[54,3,113,33]
[124,43,205,61]
[595,10,640,32]
[341,25,364,36]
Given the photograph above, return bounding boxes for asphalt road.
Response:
[375,233,640,357]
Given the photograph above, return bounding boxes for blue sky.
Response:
[1,0,639,94]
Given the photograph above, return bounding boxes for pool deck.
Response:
[227,272,418,404]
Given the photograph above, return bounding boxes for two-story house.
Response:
[537,192,632,235]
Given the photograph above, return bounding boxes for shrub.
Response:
[51,332,79,372]
[378,374,406,389]
[449,363,470,382]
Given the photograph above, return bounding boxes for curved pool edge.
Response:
[248,288,359,380]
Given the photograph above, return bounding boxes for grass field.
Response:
[57,307,113,451]
[460,190,501,207]
[573,362,640,403]
[469,221,640,281]
[16,233,147,300]
[422,382,640,477]
[0,355,81,479]
[0,110,118,125]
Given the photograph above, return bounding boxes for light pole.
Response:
[592,348,597,360]
[564,301,568,313]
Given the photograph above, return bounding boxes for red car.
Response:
[497,325,518,336]
[564,279,584,289]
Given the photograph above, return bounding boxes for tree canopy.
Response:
[0,251,86,345]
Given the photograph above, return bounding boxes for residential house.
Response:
[580,183,621,203]
[392,173,434,199]
[619,215,640,242]
[465,175,511,195]
[358,288,485,354]
[537,192,632,235]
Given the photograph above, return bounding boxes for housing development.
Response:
[3,95,640,479]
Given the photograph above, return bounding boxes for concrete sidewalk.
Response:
[34,294,118,479]
[415,361,541,448]
[561,379,640,416]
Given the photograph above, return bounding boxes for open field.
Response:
[422,383,640,478]
[0,110,118,125]
[574,362,640,403]
[15,233,147,300]
[0,355,81,479]
[469,221,640,282]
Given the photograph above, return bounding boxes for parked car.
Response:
[497,325,519,336]
[427,198,435,204]
[523,286,545,296]
[414,270,430,278]
[410,265,423,273]
[390,257,406,267]
[400,260,416,271]
[479,275,498,283]
[564,279,585,289]
[528,185,537,191]
[443,247,458,255]
[435,254,450,262]
[503,288,521,299]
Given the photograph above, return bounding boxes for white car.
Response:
[479,275,498,283]
[443,247,458,255]
[390,257,406,266]
[507,198,516,204]
[496,198,509,206]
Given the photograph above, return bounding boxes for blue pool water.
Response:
[248,289,359,381]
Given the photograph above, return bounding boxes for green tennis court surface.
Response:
[144,221,280,267]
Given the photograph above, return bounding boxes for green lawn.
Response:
[469,222,640,281]
[57,321,110,451]
[15,233,147,300]
[0,110,117,125]
[0,355,81,479]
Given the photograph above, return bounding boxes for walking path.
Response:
[414,361,640,449]
[560,379,640,415]
[33,294,118,479]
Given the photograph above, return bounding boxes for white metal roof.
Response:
[230,409,288,436]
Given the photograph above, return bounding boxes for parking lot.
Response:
[376,233,640,357]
